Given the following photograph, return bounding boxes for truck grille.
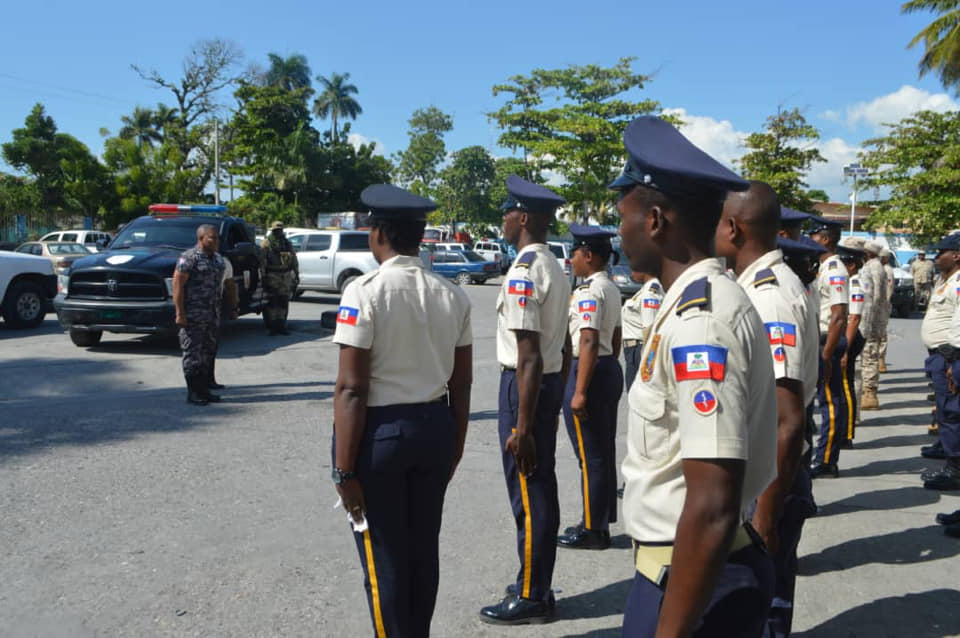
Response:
[70,271,166,300]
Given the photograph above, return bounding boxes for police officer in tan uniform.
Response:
[859,240,888,410]
[557,224,623,550]
[715,183,814,638]
[613,115,777,637]
[331,184,473,637]
[808,217,849,478]
[912,250,936,308]
[481,176,571,625]
[621,273,663,390]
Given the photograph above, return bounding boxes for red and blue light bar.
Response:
[148,204,228,213]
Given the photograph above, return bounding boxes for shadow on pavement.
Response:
[793,589,960,638]
[0,319,64,340]
[858,411,932,428]
[876,398,936,411]
[554,577,632,622]
[222,388,333,404]
[841,456,932,478]
[558,628,621,638]
[815,486,941,516]
[850,432,931,450]
[879,376,928,386]
[799,526,959,576]
[470,409,499,421]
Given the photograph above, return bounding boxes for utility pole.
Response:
[214,119,220,205]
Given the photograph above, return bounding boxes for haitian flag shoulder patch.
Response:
[337,306,359,326]
[508,279,532,296]
[765,322,797,347]
[671,345,728,381]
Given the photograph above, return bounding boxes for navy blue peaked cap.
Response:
[935,234,960,252]
[807,215,843,235]
[837,244,866,262]
[569,223,616,252]
[609,116,749,199]
[778,236,826,256]
[781,207,811,224]
[361,184,437,221]
[500,175,565,215]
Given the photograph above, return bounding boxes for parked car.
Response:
[432,249,499,285]
[547,240,575,285]
[287,230,379,296]
[15,242,90,273]
[610,251,641,299]
[1,250,57,329]
[54,204,265,347]
[39,230,112,253]
[473,239,511,273]
[887,252,916,317]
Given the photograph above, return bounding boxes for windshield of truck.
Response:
[111,218,216,249]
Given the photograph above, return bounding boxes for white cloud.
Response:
[347,133,386,156]
[822,85,959,132]
[806,137,863,202]
[663,107,747,169]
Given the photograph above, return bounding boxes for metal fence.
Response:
[0,212,89,244]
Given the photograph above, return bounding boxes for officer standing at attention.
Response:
[715,183,814,638]
[808,217,849,478]
[614,115,777,637]
[837,239,868,448]
[911,250,936,308]
[331,184,473,638]
[879,248,895,372]
[173,224,226,406]
[260,221,299,335]
[481,176,570,626]
[621,271,663,391]
[557,224,624,550]
[859,240,888,410]
[919,235,960,489]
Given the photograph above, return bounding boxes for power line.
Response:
[0,73,130,105]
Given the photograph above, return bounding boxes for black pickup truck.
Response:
[54,205,265,346]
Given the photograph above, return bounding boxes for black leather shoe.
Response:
[480,594,553,625]
[208,380,225,390]
[810,463,839,479]
[204,391,221,403]
[563,522,583,535]
[924,470,960,490]
[928,393,936,402]
[922,441,946,459]
[945,522,960,538]
[840,439,853,449]
[186,391,208,405]
[503,584,556,609]
[557,527,611,550]
[936,510,960,525]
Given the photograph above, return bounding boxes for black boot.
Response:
[199,374,221,403]
[186,375,208,406]
[207,360,225,390]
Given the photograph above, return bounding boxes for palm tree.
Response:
[263,53,312,91]
[152,103,178,143]
[313,72,362,142]
[119,107,162,148]
[903,0,960,91]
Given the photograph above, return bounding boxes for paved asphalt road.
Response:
[1,280,959,637]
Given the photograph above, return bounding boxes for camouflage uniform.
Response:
[176,246,225,378]
[860,255,888,408]
[880,259,894,371]
[260,232,299,334]
[912,258,935,306]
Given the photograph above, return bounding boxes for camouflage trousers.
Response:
[180,320,218,376]
[264,271,294,326]
[878,308,890,364]
[862,338,882,393]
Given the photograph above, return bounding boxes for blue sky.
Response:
[1,0,957,201]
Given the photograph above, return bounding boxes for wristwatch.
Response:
[331,467,357,484]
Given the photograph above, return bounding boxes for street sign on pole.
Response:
[843,163,868,232]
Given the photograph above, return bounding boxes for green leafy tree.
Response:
[737,107,826,212]
[807,188,830,202]
[488,157,540,211]
[313,72,362,143]
[435,145,497,232]
[312,135,394,212]
[489,57,661,222]
[903,0,960,92]
[262,53,312,91]
[858,109,960,242]
[120,106,164,148]
[2,104,61,207]
[394,106,454,195]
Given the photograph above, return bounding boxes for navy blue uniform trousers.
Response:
[840,331,865,442]
[334,402,455,638]
[498,369,564,602]
[932,354,960,456]
[623,344,643,391]
[562,355,624,531]
[621,539,774,637]
[815,335,847,465]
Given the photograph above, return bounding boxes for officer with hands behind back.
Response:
[614,115,777,637]
[480,176,571,626]
[557,224,624,551]
[331,184,473,638]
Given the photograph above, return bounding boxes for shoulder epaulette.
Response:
[828,259,839,270]
[676,277,710,315]
[514,251,536,269]
[575,281,591,291]
[648,282,662,293]
[753,268,777,288]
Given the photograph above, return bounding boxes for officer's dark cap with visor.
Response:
[361,184,437,222]
[837,244,866,263]
[569,223,617,252]
[609,115,749,200]
[807,215,843,235]
[780,207,811,230]
[935,234,960,252]
[778,235,827,256]
[500,175,565,215]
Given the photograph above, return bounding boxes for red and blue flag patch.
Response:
[671,345,727,381]
[829,275,846,286]
[765,322,797,347]
[578,300,597,313]
[508,280,532,296]
[337,306,359,326]
[642,298,660,309]
[693,389,718,415]
[773,346,786,363]
[851,292,864,302]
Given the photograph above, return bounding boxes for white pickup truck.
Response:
[287,230,379,295]
[0,250,58,328]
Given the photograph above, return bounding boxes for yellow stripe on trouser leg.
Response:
[825,384,837,464]
[362,529,387,638]
[842,367,854,440]
[573,414,592,530]
[517,471,533,600]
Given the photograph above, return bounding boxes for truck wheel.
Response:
[2,280,45,329]
[339,274,359,294]
[455,272,472,286]
[69,328,102,347]
[292,288,304,299]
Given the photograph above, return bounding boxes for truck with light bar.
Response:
[54,204,266,347]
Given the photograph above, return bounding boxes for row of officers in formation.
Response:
[326,115,959,638]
